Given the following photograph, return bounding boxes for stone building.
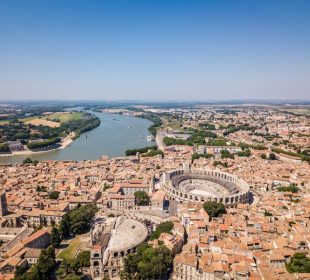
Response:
[160,167,249,207]
[0,192,8,217]
[90,217,148,279]
[22,228,51,249]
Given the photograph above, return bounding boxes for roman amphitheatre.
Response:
[160,167,250,207]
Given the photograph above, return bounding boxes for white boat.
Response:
[147,135,155,142]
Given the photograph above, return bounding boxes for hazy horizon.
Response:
[0,98,310,104]
[0,0,309,101]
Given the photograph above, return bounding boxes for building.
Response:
[119,181,150,195]
[205,146,242,155]
[90,217,148,279]
[0,192,8,217]
[151,190,167,211]
[276,153,303,164]
[160,167,249,207]
[22,228,51,249]
[24,248,42,265]
[108,194,135,210]
[22,210,66,227]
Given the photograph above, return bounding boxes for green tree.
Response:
[57,204,98,241]
[125,145,157,156]
[141,149,163,157]
[36,247,56,279]
[191,153,213,163]
[23,157,33,164]
[15,246,56,280]
[264,210,273,217]
[56,259,85,280]
[286,253,310,273]
[14,264,29,278]
[268,153,277,160]
[121,243,173,280]
[51,226,61,247]
[163,137,187,146]
[134,191,150,206]
[220,150,234,159]
[49,191,60,200]
[14,266,38,280]
[56,251,89,279]
[203,201,227,220]
[36,185,46,192]
[237,149,251,157]
[76,251,90,267]
[59,213,71,239]
[0,143,10,153]
[260,154,267,159]
[277,185,299,193]
[68,204,98,235]
[27,137,61,150]
[150,221,174,240]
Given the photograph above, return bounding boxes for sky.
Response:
[0,0,309,101]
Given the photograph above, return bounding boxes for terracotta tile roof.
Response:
[22,228,50,246]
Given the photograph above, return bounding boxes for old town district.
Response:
[0,140,309,280]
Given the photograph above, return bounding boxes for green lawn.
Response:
[57,235,88,260]
[0,112,83,128]
[44,112,83,123]
[168,121,182,130]
[0,116,37,126]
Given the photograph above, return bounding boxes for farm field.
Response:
[24,118,61,128]
[0,116,36,126]
[24,112,83,128]
[0,112,83,127]
[44,112,83,123]
[0,120,10,125]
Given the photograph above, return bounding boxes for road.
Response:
[156,130,166,151]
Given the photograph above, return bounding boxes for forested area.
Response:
[121,243,173,280]
[163,130,218,146]
[27,137,61,150]
[125,145,157,156]
[139,113,163,136]
[14,246,90,280]
[0,143,10,153]
[0,111,100,152]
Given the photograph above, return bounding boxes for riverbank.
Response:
[0,134,74,157]
[0,112,155,164]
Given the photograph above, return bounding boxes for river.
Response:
[0,111,155,164]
